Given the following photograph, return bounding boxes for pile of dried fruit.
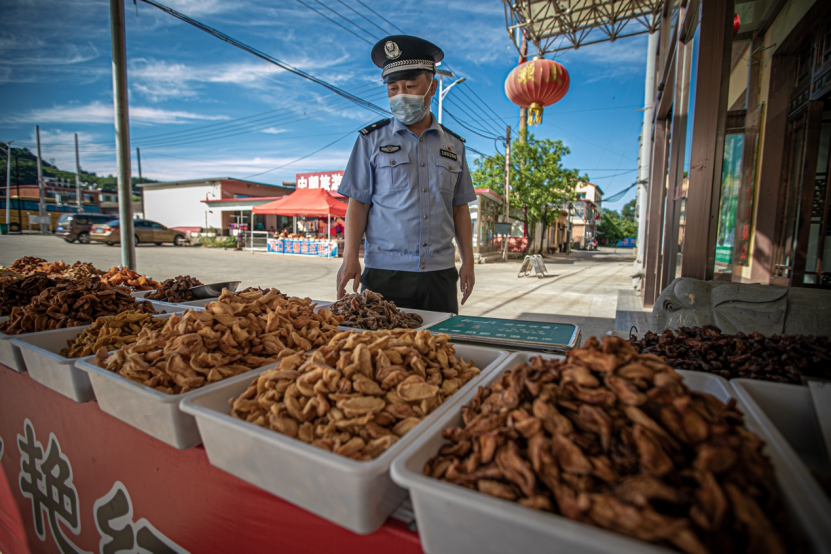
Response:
[631,326,831,384]
[0,279,158,335]
[230,329,481,461]
[145,275,204,303]
[96,288,344,394]
[0,273,62,316]
[60,312,170,358]
[330,290,423,330]
[99,266,160,290]
[58,261,104,282]
[425,336,789,554]
[8,256,48,276]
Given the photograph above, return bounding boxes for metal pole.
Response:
[327,213,331,259]
[438,74,444,125]
[636,30,659,268]
[502,125,511,263]
[74,133,82,211]
[35,125,46,232]
[109,0,136,269]
[4,141,12,226]
[15,155,21,230]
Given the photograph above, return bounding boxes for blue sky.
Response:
[0,0,648,211]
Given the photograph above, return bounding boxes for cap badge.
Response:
[384,41,401,60]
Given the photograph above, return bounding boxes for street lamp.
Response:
[436,68,466,125]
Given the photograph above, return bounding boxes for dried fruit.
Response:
[99,266,161,290]
[0,279,158,335]
[330,290,423,330]
[425,337,791,554]
[96,288,343,394]
[229,329,481,461]
[144,275,204,303]
[59,311,170,358]
[630,325,831,383]
[0,273,62,315]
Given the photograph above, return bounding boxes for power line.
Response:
[244,121,370,178]
[137,0,391,118]
[353,0,405,34]
[442,96,504,138]
[295,0,373,45]
[335,0,387,36]
[312,0,380,40]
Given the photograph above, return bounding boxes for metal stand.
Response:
[517,255,549,278]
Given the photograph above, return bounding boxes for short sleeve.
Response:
[337,136,374,205]
[452,147,477,206]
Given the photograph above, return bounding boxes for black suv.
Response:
[55,213,117,244]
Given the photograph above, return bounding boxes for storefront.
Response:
[641,0,831,306]
[470,189,503,256]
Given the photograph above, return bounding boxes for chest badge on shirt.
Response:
[440,149,458,161]
[379,145,401,153]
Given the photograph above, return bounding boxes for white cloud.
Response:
[4,101,229,126]
[260,127,286,135]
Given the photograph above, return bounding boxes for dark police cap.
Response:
[371,35,444,83]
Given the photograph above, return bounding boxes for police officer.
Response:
[336,35,476,313]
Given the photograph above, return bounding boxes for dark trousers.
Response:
[361,267,459,314]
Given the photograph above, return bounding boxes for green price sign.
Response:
[426,316,580,352]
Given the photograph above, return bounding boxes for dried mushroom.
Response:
[631,325,831,383]
[330,290,423,330]
[96,288,344,394]
[0,279,158,335]
[425,336,790,554]
[229,329,480,461]
[99,266,161,290]
[0,273,62,315]
[144,275,204,303]
[60,311,170,358]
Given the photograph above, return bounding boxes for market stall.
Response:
[1,258,829,554]
[253,188,347,258]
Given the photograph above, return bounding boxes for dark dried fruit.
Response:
[331,290,423,330]
[144,275,204,303]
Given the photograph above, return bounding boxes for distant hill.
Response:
[0,142,155,192]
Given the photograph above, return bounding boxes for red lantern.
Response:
[505,58,570,126]
[733,14,741,37]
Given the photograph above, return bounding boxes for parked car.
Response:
[90,219,187,247]
[55,213,117,244]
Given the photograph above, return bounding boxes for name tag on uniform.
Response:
[440,149,457,161]
[379,145,401,153]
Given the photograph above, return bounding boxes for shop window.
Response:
[714,132,744,276]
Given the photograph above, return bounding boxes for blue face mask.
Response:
[389,88,431,125]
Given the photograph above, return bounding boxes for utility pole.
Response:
[35,125,47,233]
[137,147,145,217]
[136,147,142,183]
[15,155,22,230]
[502,125,511,263]
[3,140,12,227]
[636,29,659,274]
[109,0,136,269]
[74,133,82,211]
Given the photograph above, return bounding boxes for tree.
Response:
[621,199,636,222]
[598,208,638,245]
[471,133,585,254]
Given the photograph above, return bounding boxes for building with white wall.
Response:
[571,182,604,248]
[140,178,293,232]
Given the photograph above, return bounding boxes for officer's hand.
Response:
[337,258,362,299]
[459,262,475,305]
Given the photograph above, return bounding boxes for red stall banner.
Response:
[0,366,421,554]
[295,171,345,195]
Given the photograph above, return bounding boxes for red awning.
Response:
[252,188,347,217]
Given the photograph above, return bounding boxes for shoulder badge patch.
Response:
[379,145,401,154]
[440,149,458,161]
[439,123,466,143]
[359,118,392,136]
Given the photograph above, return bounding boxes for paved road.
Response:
[0,234,634,340]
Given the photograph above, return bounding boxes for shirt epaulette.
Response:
[439,124,465,143]
[359,119,392,136]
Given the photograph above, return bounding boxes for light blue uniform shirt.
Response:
[338,114,477,272]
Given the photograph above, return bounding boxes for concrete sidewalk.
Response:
[1,235,635,340]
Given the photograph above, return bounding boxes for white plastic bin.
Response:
[391,352,819,554]
[179,343,508,534]
[731,379,831,550]
[74,356,279,449]
[13,313,179,403]
[0,316,27,372]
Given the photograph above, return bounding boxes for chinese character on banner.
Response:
[301,242,309,254]
[94,482,188,554]
[308,175,320,189]
[293,242,301,253]
[331,173,342,191]
[320,175,331,191]
[297,176,308,189]
[17,419,89,554]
